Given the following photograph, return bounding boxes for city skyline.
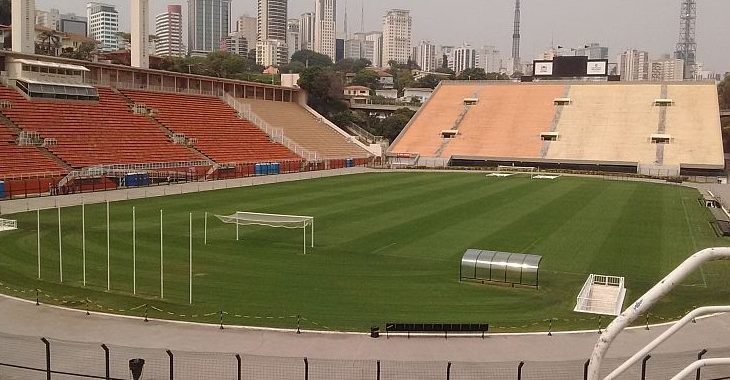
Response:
[31,0,730,73]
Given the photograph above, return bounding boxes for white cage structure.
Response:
[0,218,17,232]
[574,274,626,316]
[216,212,314,254]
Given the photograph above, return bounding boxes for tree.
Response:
[435,67,455,76]
[279,60,306,74]
[334,58,371,74]
[35,30,61,57]
[350,69,379,90]
[298,66,346,116]
[456,68,488,81]
[719,76,730,152]
[414,74,445,89]
[290,49,333,68]
[377,108,416,141]
[60,42,97,61]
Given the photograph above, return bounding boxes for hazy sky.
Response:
[36,0,729,73]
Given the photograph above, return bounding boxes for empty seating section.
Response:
[238,98,370,159]
[441,85,564,159]
[663,84,724,168]
[121,90,299,163]
[0,124,66,177]
[0,86,201,168]
[390,84,481,156]
[546,84,661,164]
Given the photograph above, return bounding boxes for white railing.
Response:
[58,160,214,187]
[17,131,43,146]
[0,100,11,109]
[222,93,320,162]
[575,274,624,315]
[105,81,225,98]
[346,123,385,144]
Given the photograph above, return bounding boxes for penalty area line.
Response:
[371,243,397,254]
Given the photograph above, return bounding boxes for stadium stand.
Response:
[440,84,564,159]
[236,98,371,159]
[0,86,203,168]
[0,124,67,177]
[389,81,725,175]
[120,90,301,163]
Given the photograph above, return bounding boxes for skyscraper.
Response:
[382,9,412,66]
[651,55,685,81]
[365,31,383,67]
[188,0,232,55]
[478,46,502,73]
[87,2,119,52]
[299,12,315,51]
[454,44,477,75]
[257,0,288,66]
[417,41,436,73]
[314,0,337,61]
[618,49,650,81]
[156,5,184,57]
[344,32,374,63]
[287,19,301,60]
[575,43,609,60]
[236,15,257,54]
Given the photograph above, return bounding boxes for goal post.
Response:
[497,165,536,174]
[216,212,314,255]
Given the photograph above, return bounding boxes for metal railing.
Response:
[57,161,214,188]
[222,93,320,162]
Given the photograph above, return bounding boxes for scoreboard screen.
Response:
[532,57,609,78]
[553,56,588,77]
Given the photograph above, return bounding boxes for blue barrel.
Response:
[255,163,262,175]
[0,181,5,199]
[272,162,281,174]
[124,173,138,187]
[266,163,274,175]
[346,158,354,168]
[139,173,151,186]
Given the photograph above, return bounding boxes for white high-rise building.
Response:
[417,41,436,73]
[287,19,301,60]
[257,0,288,65]
[236,15,257,54]
[12,0,35,54]
[131,0,150,69]
[87,2,119,52]
[314,0,336,61]
[224,32,250,56]
[299,12,315,51]
[453,44,477,75]
[618,49,650,81]
[478,46,502,73]
[382,9,412,66]
[188,0,232,55]
[650,55,685,81]
[36,8,60,30]
[365,31,383,67]
[438,45,456,71]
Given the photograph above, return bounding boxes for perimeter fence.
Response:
[1,330,730,380]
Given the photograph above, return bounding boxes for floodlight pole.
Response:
[37,209,40,279]
[106,201,110,291]
[58,206,62,283]
[82,202,86,287]
[160,209,164,299]
[189,212,192,305]
[133,207,136,295]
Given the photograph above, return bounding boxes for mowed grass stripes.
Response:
[0,172,728,332]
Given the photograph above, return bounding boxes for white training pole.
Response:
[204,211,208,245]
[303,222,306,255]
[82,202,86,287]
[311,219,314,248]
[160,209,164,299]
[236,219,239,241]
[37,209,41,279]
[58,206,62,283]
[189,212,192,305]
[106,201,110,291]
[133,206,136,295]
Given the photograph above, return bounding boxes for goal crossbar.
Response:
[215,212,314,254]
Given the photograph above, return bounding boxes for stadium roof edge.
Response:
[438,80,718,86]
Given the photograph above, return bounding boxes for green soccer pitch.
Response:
[1,172,729,332]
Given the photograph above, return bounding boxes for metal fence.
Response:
[1,330,730,380]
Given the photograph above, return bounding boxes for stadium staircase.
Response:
[0,86,204,169]
[120,90,301,164]
[234,98,373,159]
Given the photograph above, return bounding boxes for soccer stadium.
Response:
[1,6,730,380]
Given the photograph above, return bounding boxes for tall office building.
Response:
[299,12,315,51]
[223,33,249,56]
[365,31,383,67]
[36,9,60,30]
[314,0,337,61]
[257,0,288,66]
[478,46,502,73]
[87,2,119,52]
[60,13,88,36]
[188,0,232,55]
[453,44,477,75]
[344,32,374,62]
[287,19,301,60]
[382,9,412,65]
[575,42,609,60]
[417,41,436,73]
[618,49,650,81]
[651,55,685,81]
[236,15,257,54]
[155,5,184,57]
[12,0,35,54]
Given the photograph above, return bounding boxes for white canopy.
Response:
[13,58,90,72]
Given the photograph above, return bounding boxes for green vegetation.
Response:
[0,173,727,332]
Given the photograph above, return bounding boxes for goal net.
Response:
[0,218,17,232]
[497,165,536,174]
[215,212,314,254]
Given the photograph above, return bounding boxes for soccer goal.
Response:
[574,274,627,316]
[497,165,536,175]
[0,218,17,232]
[532,174,561,180]
[216,212,314,254]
